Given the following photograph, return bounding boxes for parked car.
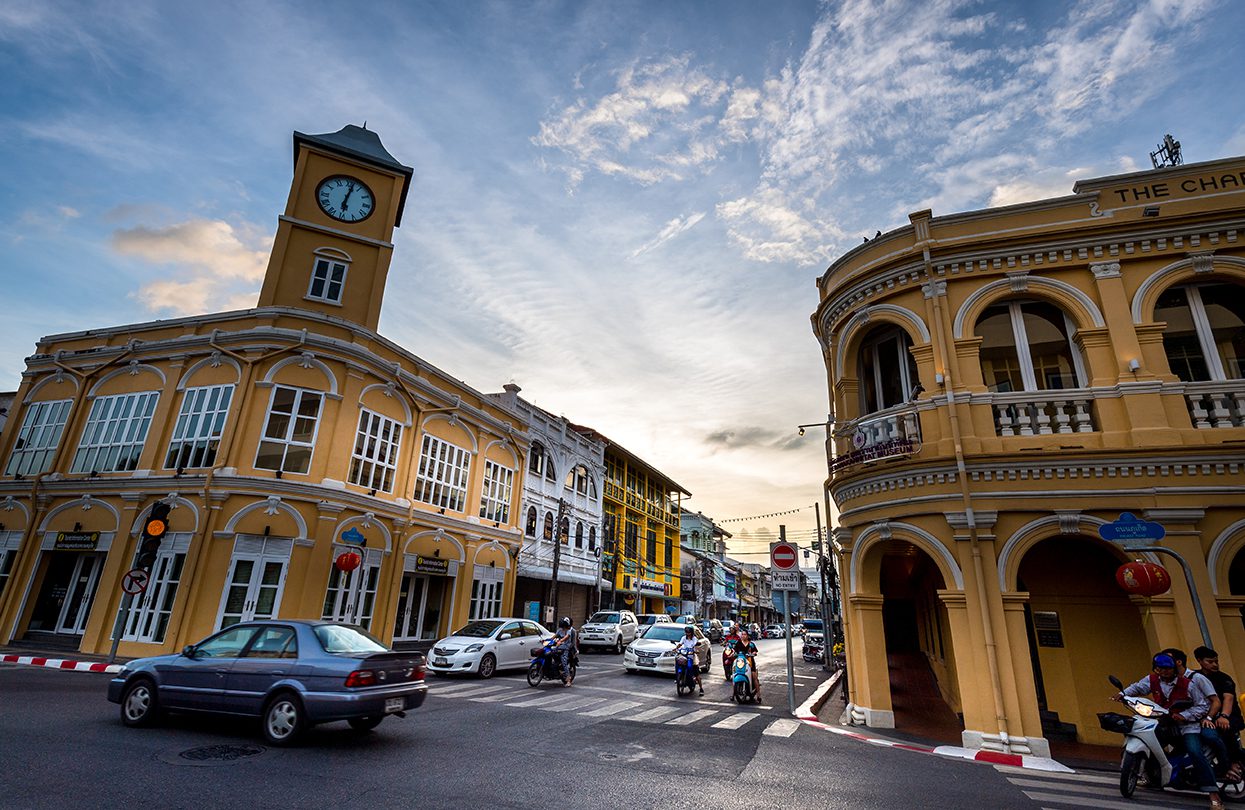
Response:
[634,614,673,636]
[623,623,711,675]
[701,618,724,643]
[107,620,428,746]
[427,618,551,678]
[764,624,786,639]
[673,614,698,625]
[579,610,638,653]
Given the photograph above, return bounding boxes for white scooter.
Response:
[1099,675,1245,802]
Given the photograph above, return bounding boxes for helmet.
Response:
[559,617,572,629]
[684,625,695,634]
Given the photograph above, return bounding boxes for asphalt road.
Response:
[0,638,1210,809]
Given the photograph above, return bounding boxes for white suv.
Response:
[580,610,639,653]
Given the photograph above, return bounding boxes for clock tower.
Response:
[257,124,413,332]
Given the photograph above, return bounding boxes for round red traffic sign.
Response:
[121,568,150,595]
[771,542,798,570]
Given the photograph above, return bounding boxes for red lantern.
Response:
[1115,561,1172,597]
[335,551,362,572]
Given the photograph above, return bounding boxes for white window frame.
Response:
[122,533,190,643]
[349,408,402,493]
[255,385,323,475]
[165,384,234,470]
[414,433,470,512]
[478,460,514,523]
[70,391,160,473]
[5,398,72,476]
[1182,285,1233,380]
[307,252,349,304]
[982,301,1086,392]
[0,531,22,600]
[321,546,383,629]
[469,568,505,620]
[216,536,293,629]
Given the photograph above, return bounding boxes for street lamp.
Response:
[797,419,833,437]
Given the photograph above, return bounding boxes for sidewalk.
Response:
[0,644,130,673]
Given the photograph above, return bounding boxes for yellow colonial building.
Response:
[0,125,529,658]
[814,155,1245,756]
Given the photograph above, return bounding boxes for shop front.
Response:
[24,530,114,647]
[392,553,451,650]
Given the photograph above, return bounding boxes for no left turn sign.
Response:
[121,568,150,595]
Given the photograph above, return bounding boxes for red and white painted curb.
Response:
[793,669,1073,773]
[1,653,123,674]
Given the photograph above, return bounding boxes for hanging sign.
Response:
[1099,513,1166,549]
[339,527,367,546]
[55,531,100,550]
[413,555,449,575]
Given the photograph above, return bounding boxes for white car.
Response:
[635,613,673,636]
[427,618,551,679]
[764,624,786,639]
[580,610,638,653]
[624,623,711,675]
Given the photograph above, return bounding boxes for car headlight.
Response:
[625,645,635,655]
[465,643,484,654]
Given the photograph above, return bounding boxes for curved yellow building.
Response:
[813,156,1245,755]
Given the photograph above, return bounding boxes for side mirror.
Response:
[499,633,512,640]
[181,645,197,659]
[1108,675,1124,690]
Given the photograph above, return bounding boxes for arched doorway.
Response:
[877,540,964,740]
[1017,536,1151,746]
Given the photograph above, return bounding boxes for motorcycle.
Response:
[527,638,577,687]
[1098,675,1245,802]
[722,638,740,681]
[675,647,698,696]
[801,635,824,663]
[730,650,757,703]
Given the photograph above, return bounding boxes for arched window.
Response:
[525,506,537,537]
[543,511,554,541]
[575,521,584,549]
[1155,282,1245,381]
[588,526,597,552]
[977,300,1084,392]
[565,464,590,496]
[528,443,545,476]
[559,516,570,544]
[857,326,919,414]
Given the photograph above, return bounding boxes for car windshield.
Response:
[313,624,387,654]
[644,626,691,642]
[453,620,504,638]
[588,612,619,624]
[639,616,662,625]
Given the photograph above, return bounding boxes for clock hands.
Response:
[341,182,355,213]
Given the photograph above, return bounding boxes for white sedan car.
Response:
[427,618,551,679]
[623,623,711,675]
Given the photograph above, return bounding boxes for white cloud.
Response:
[629,211,706,259]
[112,218,270,315]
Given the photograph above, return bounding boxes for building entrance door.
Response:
[28,552,104,636]
[393,573,446,642]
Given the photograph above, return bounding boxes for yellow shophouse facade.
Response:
[0,125,529,659]
[814,155,1245,756]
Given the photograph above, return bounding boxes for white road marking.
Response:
[504,693,565,708]
[1008,778,1109,794]
[665,709,718,726]
[762,719,801,737]
[543,697,605,713]
[711,713,760,730]
[623,706,682,723]
[1025,791,1202,809]
[993,766,1117,785]
[435,683,512,699]
[468,690,521,703]
[580,700,643,718]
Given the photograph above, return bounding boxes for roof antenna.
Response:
[362,120,368,130]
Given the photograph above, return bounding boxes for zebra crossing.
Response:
[427,678,797,736]
[995,764,1210,808]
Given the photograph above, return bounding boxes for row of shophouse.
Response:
[0,123,695,658]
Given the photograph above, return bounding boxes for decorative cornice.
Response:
[1090,261,1122,280]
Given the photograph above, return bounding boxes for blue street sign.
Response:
[340,527,366,546]
[1099,512,1165,543]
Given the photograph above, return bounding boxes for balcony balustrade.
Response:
[989,392,1097,436]
[1183,380,1245,429]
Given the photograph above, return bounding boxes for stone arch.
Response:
[125,495,201,536]
[38,496,121,531]
[87,364,167,397]
[953,276,1106,339]
[850,521,964,594]
[331,514,393,554]
[261,354,340,397]
[1132,255,1245,324]
[1208,518,1245,596]
[359,382,413,427]
[473,539,512,570]
[482,438,519,469]
[403,528,465,562]
[996,514,1159,592]
[221,497,309,540]
[314,246,353,263]
[0,496,31,527]
[421,412,478,453]
[178,353,242,390]
[833,304,932,378]
[23,374,79,403]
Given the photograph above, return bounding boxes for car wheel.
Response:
[614,637,623,655]
[263,692,308,746]
[348,716,383,732]
[478,653,497,679]
[120,678,159,728]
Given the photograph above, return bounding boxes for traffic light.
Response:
[136,502,170,571]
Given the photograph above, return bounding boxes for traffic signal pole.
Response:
[109,502,170,663]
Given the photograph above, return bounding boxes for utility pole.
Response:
[548,497,567,623]
[815,501,831,669]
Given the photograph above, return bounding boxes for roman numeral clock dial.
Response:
[316,175,374,223]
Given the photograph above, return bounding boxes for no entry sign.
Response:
[770,542,798,571]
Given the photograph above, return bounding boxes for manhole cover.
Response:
[600,753,619,760]
[179,744,265,762]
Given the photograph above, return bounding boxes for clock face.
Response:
[316,176,374,223]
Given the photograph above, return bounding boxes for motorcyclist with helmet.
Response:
[730,629,762,701]
[552,617,578,686]
[721,621,741,681]
[677,624,704,695]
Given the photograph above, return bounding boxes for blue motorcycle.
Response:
[730,651,756,703]
[675,648,698,696]
[527,638,576,687]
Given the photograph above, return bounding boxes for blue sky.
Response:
[2,0,1243,558]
